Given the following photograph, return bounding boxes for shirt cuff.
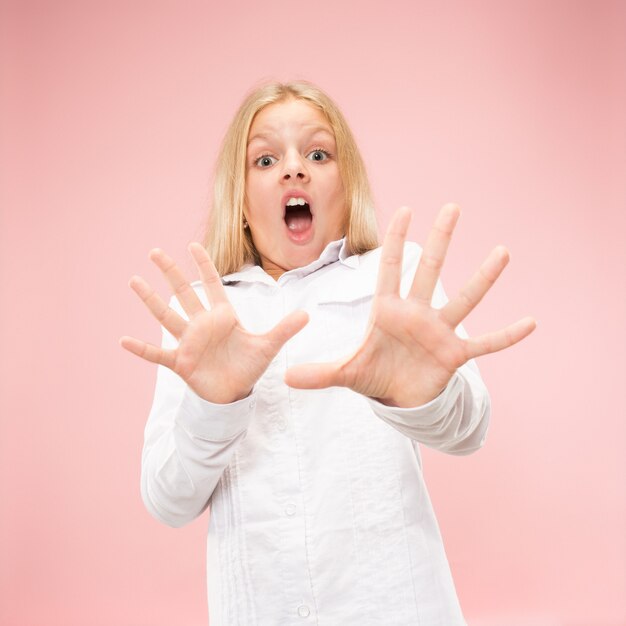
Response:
[366,373,462,427]
[174,386,257,442]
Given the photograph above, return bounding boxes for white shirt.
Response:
[141,239,490,626]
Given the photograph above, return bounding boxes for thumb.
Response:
[265,309,309,350]
[284,362,344,390]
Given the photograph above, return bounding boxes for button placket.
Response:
[278,284,314,623]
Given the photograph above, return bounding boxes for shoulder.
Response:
[322,242,422,300]
[354,242,423,298]
[355,241,423,272]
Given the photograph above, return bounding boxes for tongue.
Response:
[285,208,312,233]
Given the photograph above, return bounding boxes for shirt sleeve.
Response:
[140,295,256,528]
[366,245,491,455]
[366,363,490,455]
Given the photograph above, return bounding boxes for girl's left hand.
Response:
[284,204,536,408]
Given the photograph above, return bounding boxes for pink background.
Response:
[1,1,624,624]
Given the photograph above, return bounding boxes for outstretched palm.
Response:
[285,204,536,407]
[120,243,308,404]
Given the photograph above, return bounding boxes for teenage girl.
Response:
[121,81,535,625]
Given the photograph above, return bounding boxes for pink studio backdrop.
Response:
[1,1,624,625]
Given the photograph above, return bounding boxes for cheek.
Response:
[249,181,276,212]
[331,179,347,214]
[331,170,346,205]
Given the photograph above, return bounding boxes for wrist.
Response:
[188,382,254,405]
[376,384,447,409]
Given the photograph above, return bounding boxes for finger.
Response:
[409,203,460,302]
[465,316,537,359]
[129,275,186,337]
[376,206,412,297]
[149,248,205,317]
[119,336,176,369]
[188,242,230,307]
[284,361,344,390]
[264,310,309,351]
[441,245,509,328]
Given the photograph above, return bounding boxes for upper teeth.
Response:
[286,197,307,206]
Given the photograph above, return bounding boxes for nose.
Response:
[281,150,309,182]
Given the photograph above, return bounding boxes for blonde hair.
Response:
[204,81,379,275]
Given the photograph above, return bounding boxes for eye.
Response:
[307,149,330,162]
[254,154,277,168]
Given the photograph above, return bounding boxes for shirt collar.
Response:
[222,238,359,286]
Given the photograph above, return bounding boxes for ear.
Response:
[241,199,249,230]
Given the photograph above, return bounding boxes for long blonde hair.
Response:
[204,81,378,275]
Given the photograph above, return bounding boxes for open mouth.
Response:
[284,197,313,234]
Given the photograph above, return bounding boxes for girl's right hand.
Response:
[120,243,309,404]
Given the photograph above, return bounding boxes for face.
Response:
[244,98,347,279]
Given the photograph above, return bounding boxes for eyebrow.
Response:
[247,125,335,146]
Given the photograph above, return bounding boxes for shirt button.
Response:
[285,503,296,516]
[297,605,310,618]
[276,420,286,432]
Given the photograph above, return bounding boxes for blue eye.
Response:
[255,155,277,167]
[307,149,330,162]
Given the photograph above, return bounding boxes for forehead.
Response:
[248,98,334,143]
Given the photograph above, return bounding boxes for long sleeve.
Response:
[140,296,256,528]
[367,362,490,455]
